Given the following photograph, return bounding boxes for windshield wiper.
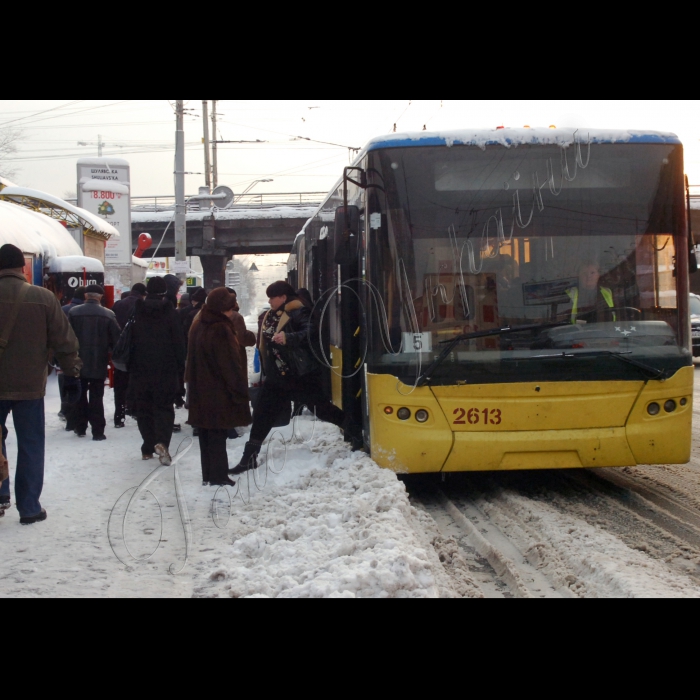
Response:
[526,350,670,380]
[416,322,569,387]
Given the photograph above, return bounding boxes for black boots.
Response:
[342,414,364,452]
[229,441,262,476]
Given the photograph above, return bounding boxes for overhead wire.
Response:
[0,100,88,127]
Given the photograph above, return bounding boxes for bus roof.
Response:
[365,127,681,152]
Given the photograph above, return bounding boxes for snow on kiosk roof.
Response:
[48,256,105,274]
[0,200,83,262]
[0,186,120,241]
[364,127,682,152]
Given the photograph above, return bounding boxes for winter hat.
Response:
[0,244,25,271]
[191,288,207,304]
[132,283,147,296]
[86,285,105,296]
[266,281,296,299]
[73,287,88,301]
[206,287,238,314]
[164,275,182,295]
[147,277,168,296]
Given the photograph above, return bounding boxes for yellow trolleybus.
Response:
[289,128,695,473]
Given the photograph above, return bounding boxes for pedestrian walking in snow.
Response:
[69,285,122,441]
[0,451,8,518]
[0,244,82,525]
[111,283,147,428]
[128,277,187,465]
[226,288,257,384]
[186,288,251,486]
[180,287,207,341]
[230,281,359,477]
[62,286,86,317]
[164,274,182,309]
[58,286,87,427]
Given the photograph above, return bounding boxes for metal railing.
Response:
[130,192,325,212]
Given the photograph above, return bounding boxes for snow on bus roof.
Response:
[366,127,681,152]
[48,256,105,274]
[0,187,120,239]
[0,200,83,262]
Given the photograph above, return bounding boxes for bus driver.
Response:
[566,262,616,323]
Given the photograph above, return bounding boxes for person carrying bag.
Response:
[230,281,357,477]
[0,244,82,525]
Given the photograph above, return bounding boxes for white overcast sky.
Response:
[2,100,700,198]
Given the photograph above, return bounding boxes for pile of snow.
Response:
[193,423,439,599]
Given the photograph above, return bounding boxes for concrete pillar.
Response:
[200,255,228,292]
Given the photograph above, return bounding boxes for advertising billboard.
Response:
[77,158,131,265]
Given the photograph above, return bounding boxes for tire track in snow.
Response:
[408,482,567,598]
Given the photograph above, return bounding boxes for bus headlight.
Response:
[647,403,661,416]
[415,410,429,423]
[397,408,411,421]
[664,400,677,413]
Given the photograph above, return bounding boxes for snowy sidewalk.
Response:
[0,375,444,598]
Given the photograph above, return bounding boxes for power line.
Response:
[0,100,87,128]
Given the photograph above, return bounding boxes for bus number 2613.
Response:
[453,408,502,426]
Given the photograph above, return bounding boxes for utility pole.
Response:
[98,134,104,157]
[212,99,219,188]
[174,100,187,283]
[202,100,212,190]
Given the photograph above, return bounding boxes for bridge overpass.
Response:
[131,192,323,289]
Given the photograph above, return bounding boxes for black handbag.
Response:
[111,313,135,373]
[286,345,318,378]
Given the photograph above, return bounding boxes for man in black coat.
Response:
[179,287,207,341]
[128,277,187,464]
[112,283,147,329]
[69,286,122,441]
[111,283,147,428]
[62,286,86,317]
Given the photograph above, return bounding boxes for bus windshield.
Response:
[364,141,690,385]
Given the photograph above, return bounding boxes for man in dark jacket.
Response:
[180,287,206,341]
[112,283,147,329]
[62,286,86,317]
[69,286,122,441]
[111,283,147,428]
[128,277,187,464]
[164,274,182,309]
[58,286,87,426]
[0,244,82,525]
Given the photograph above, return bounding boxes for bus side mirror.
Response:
[334,205,361,266]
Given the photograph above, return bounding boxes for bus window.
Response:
[364,142,690,384]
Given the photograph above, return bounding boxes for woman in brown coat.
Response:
[186,288,251,487]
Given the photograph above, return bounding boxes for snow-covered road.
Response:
[407,370,700,598]
[3,369,700,598]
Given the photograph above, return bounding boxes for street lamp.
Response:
[235,179,274,202]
